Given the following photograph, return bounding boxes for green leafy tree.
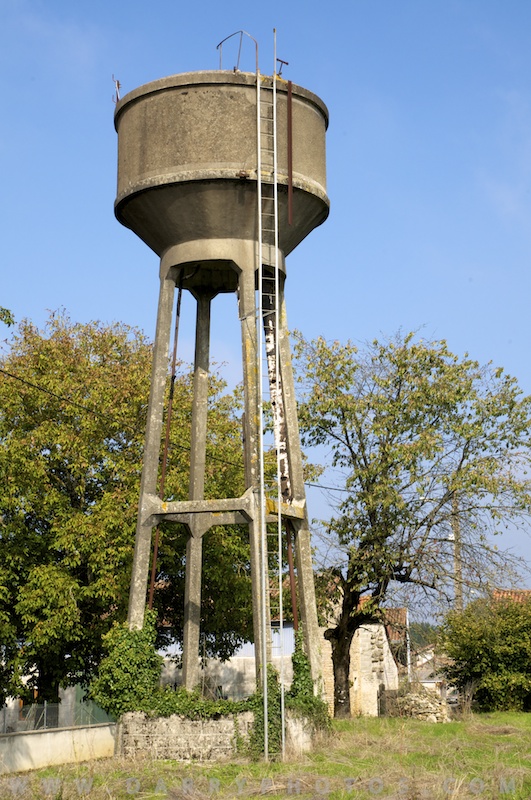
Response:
[0,307,14,327]
[294,331,531,717]
[409,621,438,650]
[439,596,531,710]
[0,312,249,700]
[155,524,254,661]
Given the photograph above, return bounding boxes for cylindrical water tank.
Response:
[114,71,329,280]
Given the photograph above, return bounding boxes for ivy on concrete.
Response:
[89,609,163,718]
[91,614,329,761]
[248,631,331,760]
[287,628,331,733]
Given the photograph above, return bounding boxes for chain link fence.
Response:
[0,700,114,734]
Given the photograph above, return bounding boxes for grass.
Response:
[1,712,530,799]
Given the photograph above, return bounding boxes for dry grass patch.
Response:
[0,712,529,798]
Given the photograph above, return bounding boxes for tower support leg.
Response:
[182,290,213,689]
[276,279,322,689]
[128,267,175,630]
[238,259,271,681]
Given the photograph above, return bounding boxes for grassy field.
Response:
[2,712,530,799]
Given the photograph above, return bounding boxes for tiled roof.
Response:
[492,589,531,603]
[383,607,408,642]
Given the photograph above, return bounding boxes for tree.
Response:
[409,621,438,650]
[439,595,531,711]
[0,312,249,701]
[0,307,14,327]
[294,331,531,717]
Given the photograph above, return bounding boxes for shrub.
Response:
[440,596,531,711]
[89,609,163,717]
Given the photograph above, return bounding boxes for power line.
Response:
[0,366,344,495]
[305,481,347,494]
[0,366,240,472]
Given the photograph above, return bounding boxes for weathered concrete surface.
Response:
[114,71,329,260]
[0,724,115,774]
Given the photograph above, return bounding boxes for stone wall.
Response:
[116,711,314,761]
[382,689,449,723]
[116,712,253,761]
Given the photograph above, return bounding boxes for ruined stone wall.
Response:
[353,623,400,716]
[382,689,449,723]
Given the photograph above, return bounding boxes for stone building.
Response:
[320,620,401,717]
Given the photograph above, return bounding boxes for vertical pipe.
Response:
[287,81,293,227]
[273,49,286,758]
[286,521,299,631]
[256,61,270,760]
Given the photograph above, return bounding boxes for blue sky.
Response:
[2,0,531,581]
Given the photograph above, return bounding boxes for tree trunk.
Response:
[327,627,355,718]
[36,661,60,703]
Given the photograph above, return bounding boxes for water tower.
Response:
[114,39,329,692]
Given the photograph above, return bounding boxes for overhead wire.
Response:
[0,366,345,494]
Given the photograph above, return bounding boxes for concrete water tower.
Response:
[114,46,329,690]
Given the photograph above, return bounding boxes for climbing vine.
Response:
[287,628,331,732]
[90,614,329,759]
[248,664,283,760]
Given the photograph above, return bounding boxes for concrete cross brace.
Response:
[138,490,306,530]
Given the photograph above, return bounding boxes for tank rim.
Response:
[114,170,330,213]
[114,70,329,131]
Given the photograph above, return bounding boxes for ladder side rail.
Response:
[272,55,286,760]
[256,67,270,761]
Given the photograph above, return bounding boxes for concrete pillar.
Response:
[276,280,322,689]
[238,261,267,681]
[128,267,175,630]
[182,291,213,690]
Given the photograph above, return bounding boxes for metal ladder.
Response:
[256,64,287,759]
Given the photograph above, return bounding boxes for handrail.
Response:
[216,30,259,73]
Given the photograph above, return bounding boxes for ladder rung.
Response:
[258,84,279,290]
